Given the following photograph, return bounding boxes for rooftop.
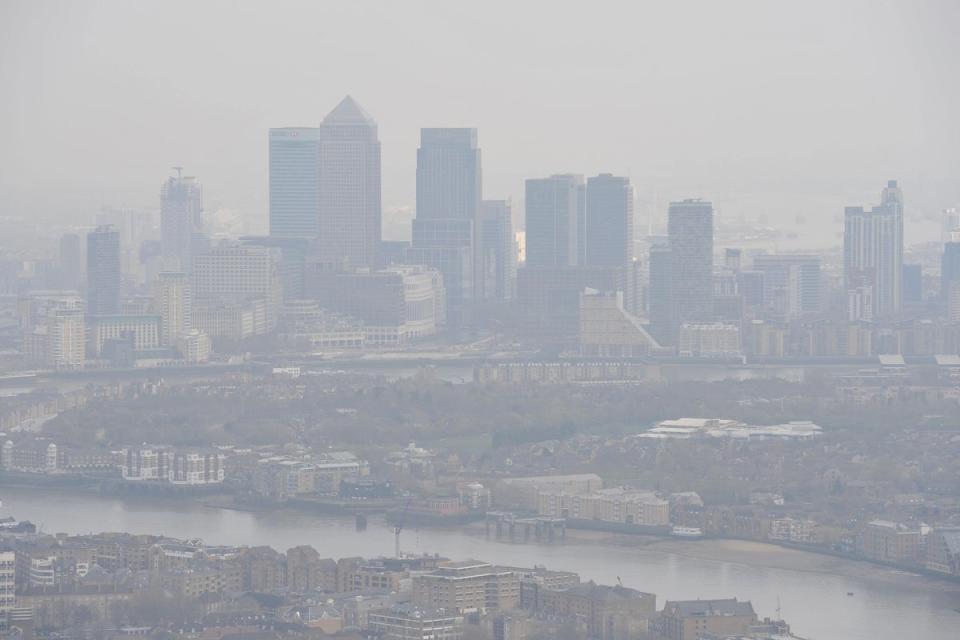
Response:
[499,473,602,485]
[563,582,653,603]
[438,559,493,572]
[426,560,515,580]
[666,598,756,618]
[371,603,462,621]
[321,95,375,126]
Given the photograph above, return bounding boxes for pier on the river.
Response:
[485,511,566,542]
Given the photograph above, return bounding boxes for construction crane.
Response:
[394,496,413,558]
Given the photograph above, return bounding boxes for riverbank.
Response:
[461,520,960,591]
[5,483,959,593]
[641,538,957,591]
[3,485,957,639]
[0,471,232,497]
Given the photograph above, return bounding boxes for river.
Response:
[1,487,958,639]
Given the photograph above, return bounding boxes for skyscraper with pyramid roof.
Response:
[317,95,382,268]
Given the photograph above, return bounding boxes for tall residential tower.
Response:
[160,170,204,272]
[154,271,192,347]
[844,180,904,320]
[86,225,122,316]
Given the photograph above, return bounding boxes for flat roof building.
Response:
[412,560,520,613]
[661,599,757,640]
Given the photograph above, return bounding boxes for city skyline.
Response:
[1,104,947,259]
[2,2,959,244]
[4,4,960,639]
[5,110,952,249]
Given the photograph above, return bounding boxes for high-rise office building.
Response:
[407,128,482,327]
[668,199,714,326]
[736,270,765,309]
[317,265,446,342]
[902,264,922,305]
[947,283,960,322]
[583,174,634,267]
[86,225,121,316]
[241,235,310,300]
[879,177,905,298]
[0,550,14,633]
[379,240,412,267]
[192,242,283,332]
[713,248,743,327]
[192,243,281,301]
[161,170,204,272]
[647,244,674,344]
[317,96,381,268]
[405,244,472,328]
[97,207,153,284]
[751,255,821,318]
[479,200,516,301]
[269,127,321,238]
[415,128,482,222]
[516,265,626,342]
[517,174,631,343]
[844,180,904,319]
[154,272,192,347]
[525,174,583,268]
[943,242,960,310]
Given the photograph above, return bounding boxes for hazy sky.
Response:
[2,0,958,244]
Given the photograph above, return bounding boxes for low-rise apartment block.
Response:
[412,560,520,613]
[858,520,923,565]
[368,604,464,640]
[538,487,670,527]
[660,599,758,640]
[526,582,655,640]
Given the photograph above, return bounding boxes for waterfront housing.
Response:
[538,487,670,527]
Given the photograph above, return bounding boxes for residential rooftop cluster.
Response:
[0,528,803,640]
